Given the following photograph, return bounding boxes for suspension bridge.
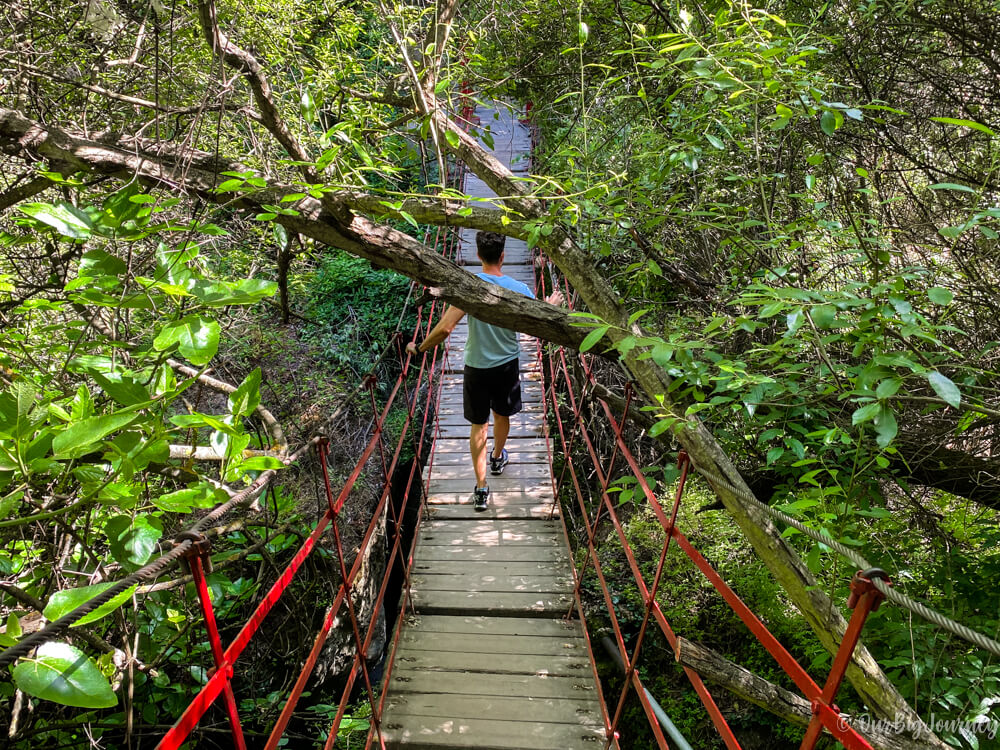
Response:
[377,106,607,748]
[3,103,999,750]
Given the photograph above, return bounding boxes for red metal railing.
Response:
[534,261,886,749]
[156,225,459,750]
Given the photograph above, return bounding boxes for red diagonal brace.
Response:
[799,568,889,750]
[176,532,246,750]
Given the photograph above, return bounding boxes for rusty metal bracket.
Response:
[848,567,891,612]
[175,530,213,575]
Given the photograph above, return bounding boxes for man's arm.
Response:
[405,305,466,356]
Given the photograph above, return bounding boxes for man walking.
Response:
[406,231,560,511]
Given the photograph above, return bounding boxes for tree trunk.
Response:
[675,637,937,750]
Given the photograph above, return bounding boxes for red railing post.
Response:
[605,452,691,748]
[799,569,889,750]
[176,531,247,750]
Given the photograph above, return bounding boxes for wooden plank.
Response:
[426,450,549,466]
[387,669,599,700]
[411,572,572,593]
[383,693,601,726]
[435,413,541,427]
[413,545,565,563]
[411,589,574,616]
[422,519,561,535]
[427,477,549,494]
[417,527,562,547]
[434,409,543,421]
[397,630,585,657]
[426,488,555,505]
[432,438,548,453]
[437,424,543,439]
[423,503,558,520]
[380,715,605,750]
[391,649,591,677]
[422,462,552,480]
[401,614,582,637]
[408,558,572,579]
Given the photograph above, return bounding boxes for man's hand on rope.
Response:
[405,339,421,356]
[545,288,564,307]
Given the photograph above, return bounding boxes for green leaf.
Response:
[648,418,673,437]
[239,456,285,471]
[875,379,901,399]
[928,287,954,306]
[398,211,419,230]
[228,368,262,417]
[926,371,961,408]
[578,21,589,44]
[810,304,836,329]
[105,515,162,567]
[820,110,841,136]
[93,373,150,407]
[852,402,880,425]
[930,117,996,137]
[6,613,22,638]
[154,483,217,513]
[78,248,127,278]
[170,412,238,433]
[19,202,94,239]
[650,342,673,366]
[579,325,610,352]
[300,89,316,124]
[444,130,460,149]
[627,308,649,326]
[153,315,220,366]
[615,336,637,358]
[12,641,117,708]
[928,182,976,193]
[52,412,137,458]
[43,582,137,627]
[806,545,821,575]
[873,405,898,448]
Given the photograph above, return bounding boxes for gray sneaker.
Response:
[473,485,490,511]
[489,448,509,475]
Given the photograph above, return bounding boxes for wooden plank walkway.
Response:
[379,105,609,749]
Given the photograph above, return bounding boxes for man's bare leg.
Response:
[492,412,510,459]
[470,422,489,488]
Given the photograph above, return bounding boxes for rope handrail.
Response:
[689,462,1000,658]
[536,252,885,748]
[156,222,462,749]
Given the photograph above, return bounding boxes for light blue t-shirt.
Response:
[465,273,535,369]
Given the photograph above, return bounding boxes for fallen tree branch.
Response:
[167,359,288,454]
[197,0,314,180]
[0,175,59,211]
[168,445,282,461]
[674,637,933,750]
[0,108,593,352]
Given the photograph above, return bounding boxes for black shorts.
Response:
[463,358,523,424]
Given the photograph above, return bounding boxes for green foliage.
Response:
[302,251,415,374]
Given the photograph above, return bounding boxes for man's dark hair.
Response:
[476,231,505,264]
